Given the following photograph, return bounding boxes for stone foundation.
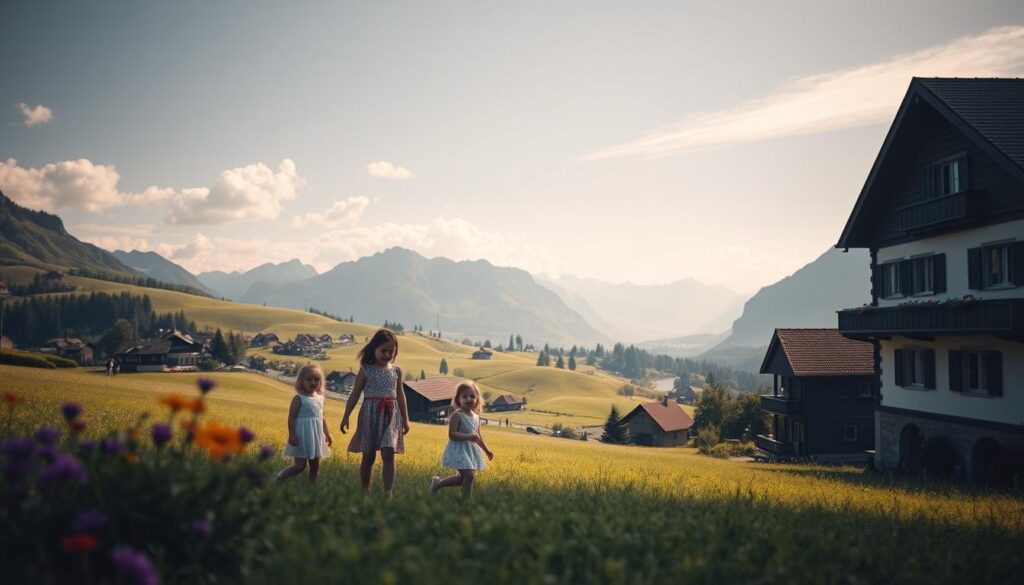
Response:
[876,407,1024,483]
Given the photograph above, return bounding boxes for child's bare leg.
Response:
[308,458,321,483]
[435,474,463,490]
[359,452,376,492]
[275,458,307,482]
[381,448,396,495]
[460,470,475,500]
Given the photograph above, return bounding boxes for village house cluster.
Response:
[255,331,355,360]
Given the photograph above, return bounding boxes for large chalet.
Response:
[836,78,1024,483]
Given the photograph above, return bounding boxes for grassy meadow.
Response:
[3,365,1023,584]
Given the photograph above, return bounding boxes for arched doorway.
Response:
[971,437,1002,486]
[899,424,924,472]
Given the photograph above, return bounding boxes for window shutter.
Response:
[893,349,905,386]
[932,254,946,293]
[967,247,982,290]
[924,350,936,390]
[1013,242,1024,287]
[871,262,881,300]
[985,352,1003,397]
[948,350,963,392]
[899,260,912,295]
[958,154,969,192]
[922,165,932,198]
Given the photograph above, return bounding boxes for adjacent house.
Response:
[472,348,493,360]
[404,377,459,423]
[40,336,96,365]
[251,332,280,347]
[117,330,205,372]
[756,329,876,461]
[326,370,356,394]
[489,394,525,412]
[674,385,703,405]
[836,78,1024,483]
[620,397,693,447]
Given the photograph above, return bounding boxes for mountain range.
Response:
[197,260,318,300]
[113,250,216,295]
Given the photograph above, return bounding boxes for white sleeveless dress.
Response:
[441,410,487,471]
[283,393,332,460]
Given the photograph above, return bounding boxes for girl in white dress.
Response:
[276,364,333,483]
[429,381,494,500]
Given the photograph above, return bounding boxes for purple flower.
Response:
[245,467,265,485]
[72,508,109,533]
[2,437,36,461]
[61,402,83,422]
[150,423,172,447]
[36,427,61,446]
[191,520,213,537]
[37,453,88,488]
[4,459,35,483]
[258,444,274,461]
[37,445,61,463]
[79,439,96,453]
[197,377,216,394]
[111,547,160,585]
[100,436,124,457]
[238,427,255,444]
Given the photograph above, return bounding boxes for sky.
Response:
[2,1,1023,294]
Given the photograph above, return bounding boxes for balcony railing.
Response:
[838,299,1024,338]
[755,435,794,456]
[896,192,969,232]
[760,395,801,416]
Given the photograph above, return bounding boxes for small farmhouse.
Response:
[326,370,356,394]
[489,394,525,412]
[404,377,459,423]
[40,336,96,365]
[620,397,693,447]
[472,348,493,360]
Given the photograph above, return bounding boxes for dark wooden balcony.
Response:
[760,395,801,416]
[896,192,969,232]
[755,435,793,456]
[839,299,1024,338]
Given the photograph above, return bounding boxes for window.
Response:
[933,160,960,196]
[843,425,858,442]
[894,348,935,389]
[858,381,873,398]
[909,256,934,294]
[949,350,1003,396]
[881,262,902,298]
[984,243,1013,288]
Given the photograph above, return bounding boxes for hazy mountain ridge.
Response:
[113,250,215,295]
[198,259,318,300]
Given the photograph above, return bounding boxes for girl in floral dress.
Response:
[341,329,410,497]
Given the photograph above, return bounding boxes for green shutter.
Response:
[985,352,1003,397]
[933,254,947,293]
[893,349,905,386]
[948,351,963,392]
[923,350,936,390]
[967,248,982,290]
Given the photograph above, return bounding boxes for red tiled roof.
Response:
[769,328,874,376]
[622,400,693,432]
[493,394,523,405]
[404,377,461,402]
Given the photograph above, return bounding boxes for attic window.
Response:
[927,153,967,198]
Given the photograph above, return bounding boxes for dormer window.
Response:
[926,153,968,198]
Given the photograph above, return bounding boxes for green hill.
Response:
[0,190,137,278]
[113,250,216,295]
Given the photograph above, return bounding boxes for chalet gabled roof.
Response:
[404,377,460,402]
[621,400,693,432]
[760,328,874,377]
[493,394,523,405]
[837,77,1024,249]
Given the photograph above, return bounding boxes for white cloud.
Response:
[0,158,173,213]
[153,217,560,277]
[289,196,370,229]
[16,102,53,127]
[367,160,412,179]
[72,223,157,237]
[582,26,1024,160]
[168,159,305,224]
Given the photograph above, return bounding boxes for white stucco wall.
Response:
[879,335,1024,426]
[877,218,1024,307]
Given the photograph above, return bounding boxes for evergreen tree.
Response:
[211,328,230,363]
[508,334,515,351]
[556,355,565,369]
[536,351,547,366]
[568,355,577,371]
[420,369,426,380]
[515,334,523,351]
[600,405,628,444]
[439,358,449,375]
[483,339,492,348]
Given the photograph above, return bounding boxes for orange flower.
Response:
[122,452,140,464]
[188,398,206,414]
[3,390,19,406]
[159,393,190,412]
[193,421,243,460]
[61,534,99,554]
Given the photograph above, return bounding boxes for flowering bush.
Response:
[0,379,277,584]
